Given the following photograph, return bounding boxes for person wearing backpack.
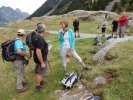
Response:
[13,29,31,93]
[58,20,92,74]
[32,23,48,92]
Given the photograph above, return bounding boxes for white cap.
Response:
[17,29,26,35]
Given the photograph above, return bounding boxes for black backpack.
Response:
[1,39,18,62]
[26,31,36,50]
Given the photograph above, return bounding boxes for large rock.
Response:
[93,37,133,64]
[60,92,83,100]
[93,76,107,87]
[62,10,119,18]
[127,20,133,27]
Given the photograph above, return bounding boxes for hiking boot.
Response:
[36,85,43,93]
[83,66,92,71]
[17,86,28,93]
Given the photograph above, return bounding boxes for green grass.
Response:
[0,32,133,99]
[0,16,133,100]
[7,16,113,34]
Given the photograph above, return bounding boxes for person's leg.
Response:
[121,26,125,38]
[71,50,92,70]
[102,28,105,36]
[35,64,45,92]
[115,29,118,38]
[112,31,114,38]
[77,27,80,37]
[21,62,28,85]
[74,27,76,37]
[119,26,122,38]
[13,60,28,92]
[60,48,67,72]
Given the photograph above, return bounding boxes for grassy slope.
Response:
[0,17,133,100]
[8,16,112,34]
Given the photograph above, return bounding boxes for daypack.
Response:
[107,35,112,40]
[93,35,102,46]
[1,39,18,61]
[26,31,36,50]
[60,72,83,88]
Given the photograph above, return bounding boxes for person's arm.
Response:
[58,31,64,42]
[16,40,30,59]
[69,29,75,49]
[118,17,127,22]
[36,48,46,68]
[17,48,30,59]
[78,21,79,26]
[73,21,75,27]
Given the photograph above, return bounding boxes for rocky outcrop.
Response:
[93,36,133,64]
[105,0,120,11]
[93,76,107,87]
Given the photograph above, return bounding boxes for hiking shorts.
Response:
[35,63,47,76]
[74,27,79,32]
[112,28,117,32]
[102,28,106,33]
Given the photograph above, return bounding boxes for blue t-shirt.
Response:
[14,38,28,54]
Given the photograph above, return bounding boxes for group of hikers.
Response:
[101,12,128,38]
[10,20,92,93]
[2,12,128,93]
[73,12,128,39]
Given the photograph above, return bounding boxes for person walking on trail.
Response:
[73,18,80,37]
[58,20,92,74]
[112,18,119,38]
[32,23,48,92]
[101,20,107,36]
[118,12,127,38]
[13,29,31,93]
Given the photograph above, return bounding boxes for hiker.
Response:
[118,12,127,38]
[112,18,119,38]
[13,29,31,93]
[101,20,107,36]
[58,20,92,74]
[32,23,48,92]
[73,18,80,37]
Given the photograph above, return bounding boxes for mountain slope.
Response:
[29,0,114,18]
[28,0,62,19]
[0,6,29,25]
[112,0,133,12]
[29,0,133,19]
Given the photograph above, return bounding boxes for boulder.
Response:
[93,76,107,87]
[127,20,133,27]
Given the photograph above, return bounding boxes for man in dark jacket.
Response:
[73,18,80,37]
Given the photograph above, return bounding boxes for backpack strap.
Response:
[14,38,25,60]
